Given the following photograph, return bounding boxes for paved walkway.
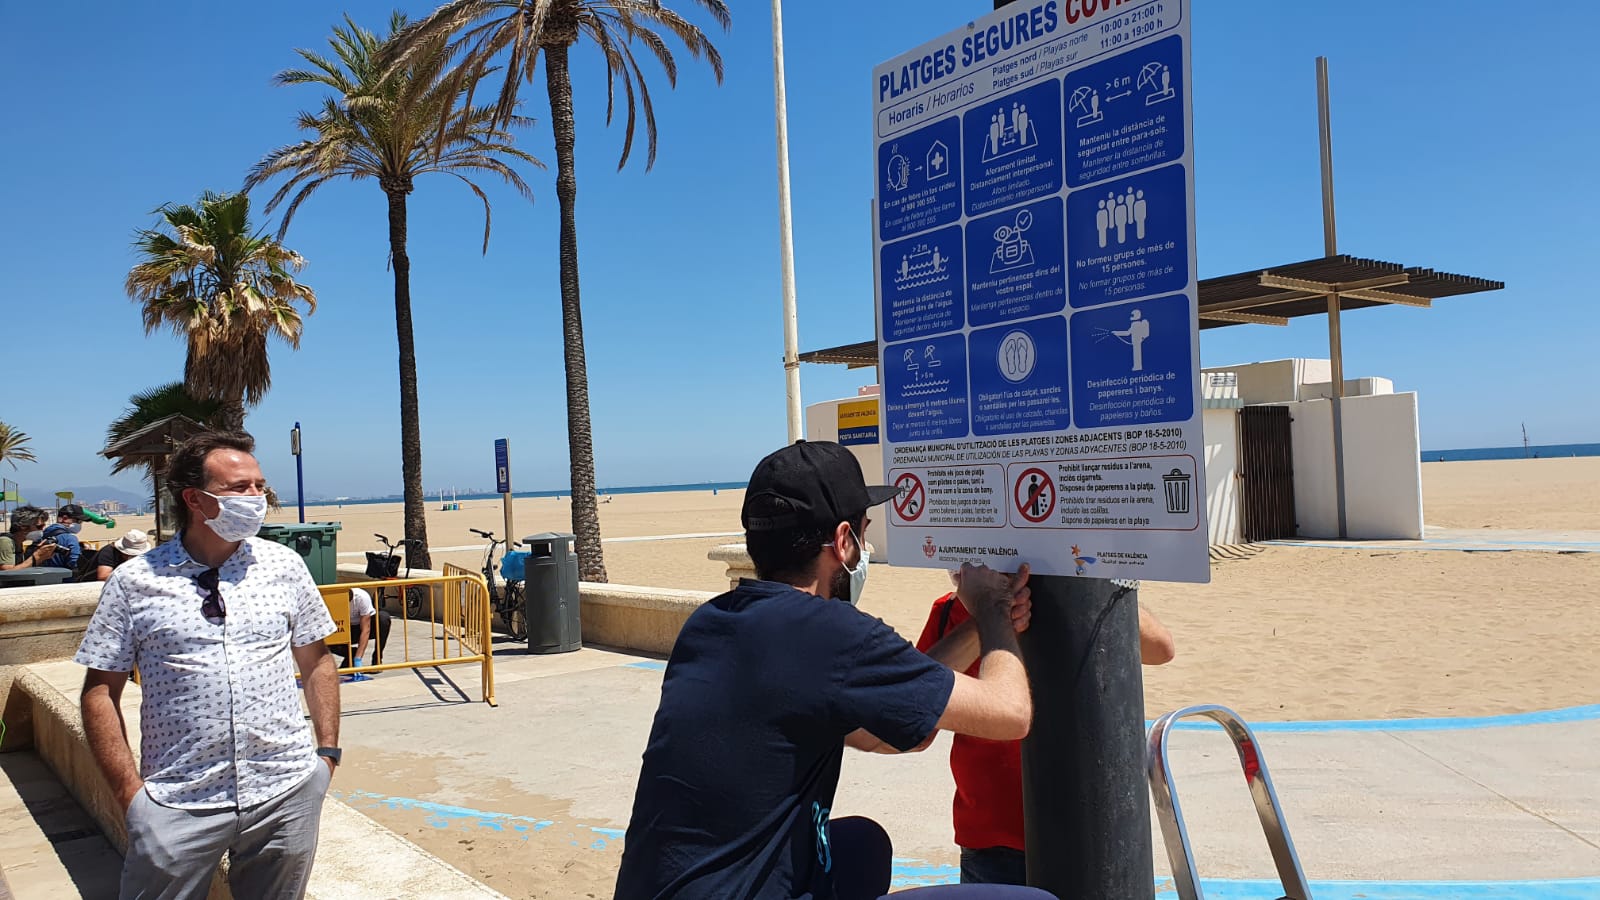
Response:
[1268,526,1600,554]
[330,643,1600,896]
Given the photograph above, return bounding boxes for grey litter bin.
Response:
[521,532,581,654]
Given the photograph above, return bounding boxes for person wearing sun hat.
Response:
[614,441,1046,900]
[81,529,154,582]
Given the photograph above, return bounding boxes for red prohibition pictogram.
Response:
[1014,467,1055,523]
[893,472,926,522]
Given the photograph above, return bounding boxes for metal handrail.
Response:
[1147,704,1312,900]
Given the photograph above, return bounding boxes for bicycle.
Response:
[472,528,527,640]
[366,533,429,618]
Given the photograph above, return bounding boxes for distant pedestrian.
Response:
[0,506,55,571]
[41,503,86,569]
[75,431,341,900]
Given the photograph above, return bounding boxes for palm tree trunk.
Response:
[218,401,247,434]
[387,188,432,569]
[545,43,607,583]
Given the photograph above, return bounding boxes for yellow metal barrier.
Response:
[317,569,497,706]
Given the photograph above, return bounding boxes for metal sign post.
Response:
[495,438,514,552]
[291,423,305,523]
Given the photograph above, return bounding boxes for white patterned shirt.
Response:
[74,534,337,809]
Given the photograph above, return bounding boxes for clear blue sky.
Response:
[2,1,1595,501]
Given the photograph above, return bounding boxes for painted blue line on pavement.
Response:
[617,657,1599,733]
[345,791,1599,897]
[1152,876,1600,899]
[1267,539,1597,553]
[1159,703,1600,734]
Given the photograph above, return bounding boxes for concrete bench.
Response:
[7,660,504,900]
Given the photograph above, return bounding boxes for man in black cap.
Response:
[614,441,1049,900]
[41,504,86,570]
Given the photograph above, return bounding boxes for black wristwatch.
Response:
[316,747,342,767]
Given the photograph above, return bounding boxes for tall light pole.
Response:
[771,0,803,443]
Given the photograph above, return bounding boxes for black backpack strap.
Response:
[935,593,956,640]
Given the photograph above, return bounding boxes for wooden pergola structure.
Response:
[101,414,207,543]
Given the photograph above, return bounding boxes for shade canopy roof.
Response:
[799,254,1503,368]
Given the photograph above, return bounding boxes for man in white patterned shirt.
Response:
[76,432,342,900]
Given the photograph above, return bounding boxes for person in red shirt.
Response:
[915,581,1176,885]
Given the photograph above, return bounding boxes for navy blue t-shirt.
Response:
[614,579,955,900]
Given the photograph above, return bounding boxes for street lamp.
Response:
[771,0,803,443]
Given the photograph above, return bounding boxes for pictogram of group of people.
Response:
[1095,186,1148,248]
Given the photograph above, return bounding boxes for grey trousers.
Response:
[120,763,332,900]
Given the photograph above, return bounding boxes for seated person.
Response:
[0,506,55,571]
[329,586,389,668]
[81,529,153,581]
[40,504,86,570]
[916,582,1176,885]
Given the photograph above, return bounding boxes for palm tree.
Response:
[391,0,730,581]
[246,12,541,570]
[126,191,317,433]
[0,422,38,471]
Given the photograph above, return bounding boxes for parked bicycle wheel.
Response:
[405,584,429,618]
[504,581,527,640]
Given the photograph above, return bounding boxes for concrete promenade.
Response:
[328,640,1600,898]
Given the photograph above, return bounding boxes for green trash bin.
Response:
[258,523,342,585]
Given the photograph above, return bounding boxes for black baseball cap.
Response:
[742,441,899,533]
[58,504,85,519]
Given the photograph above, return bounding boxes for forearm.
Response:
[355,620,371,661]
[301,650,341,748]
[82,690,142,804]
[922,618,981,671]
[974,612,1031,723]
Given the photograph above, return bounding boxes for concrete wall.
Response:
[0,583,102,667]
[1302,377,1395,400]
[1203,359,1391,406]
[1283,393,1424,540]
[1202,408,1241,546]
[1203,359,1328,405]
[1340,392,1425,539]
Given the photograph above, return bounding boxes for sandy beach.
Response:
[88,455,1600,723]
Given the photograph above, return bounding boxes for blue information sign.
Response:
[873,0,1207,582]
[1067,163,1189,308]
[1063,35,1186,187]
[963,79,1063,216]
[969,316,1071,436]
[1068,294,1193,428]
[882,333,969,442]
[878,117,962,240]
[965,197,1066,328]
[494,438,510,494]
[881,225,965,341]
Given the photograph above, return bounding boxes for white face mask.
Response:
[67,523,82,534]
[24,530,43,543]
[200,491,268,542]
[843,526,869,607]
